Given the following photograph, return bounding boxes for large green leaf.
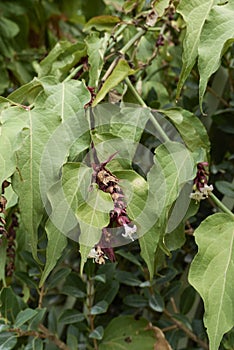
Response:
[39,220,67,287]
[140,141,194,278]
[189,213,234,350]
[198,2,234,108]
[46,163,92,240]
[160,108,210,161]
[77,185,113,247]
[0,107,29,186]
[92,59,134,106]
[99,316,155,350]
[177,1,234,111]
[85,32,109,88]
[176,0,215,98]
[36,41,87,81]
[13,80,90,261]
[40,79,91,120]
[12,108,60,261]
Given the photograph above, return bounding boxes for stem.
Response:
[86,278,98,350]
[119,27,146,55]
[163,309,209,350]
[209,192,234,219]
[9,325,70,350]
[64,64,83,82]
[100,27,147,85]
[38,285,45,308]
[125,77,170,142]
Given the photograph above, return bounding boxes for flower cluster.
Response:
[190,162,213,202]
[88,154,136,264]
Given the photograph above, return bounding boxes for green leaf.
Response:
[140,141,194,278]
[37,41,87,81]
[39,220,67,287]
[198,2,234,109]
[0,333,17,350]
[0,107,29,185]
[99,316,155,350]
[124,295,148,308]
[47,267,72,290]
[180,286,197,315]
[14,308,38,328]
[84,15,120,32]
[0,238,7,286]
[77,186,113,260]
[90,301,108,315]
[92,59,135,106]
[215,180,234,198]
[189,213,234,350]
[0,17,19,38]
[176,0,214,98]
[85,32,109,88]
[89,326,104,340]
[40,79,91,120]
[8,78,43,104]
[0,287,20,322]
[28,308,47,330]
[149,292,164,312]
[153,0,170,17]
[59,309,85,324]
[12,108,60,262]
[110,106,151,143]
[160,108,210,161]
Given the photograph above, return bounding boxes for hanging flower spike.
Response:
[190,162,213,202]
[88,152,137,264]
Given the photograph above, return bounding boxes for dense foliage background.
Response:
[0,1,234,349]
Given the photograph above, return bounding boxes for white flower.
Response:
[122,224,137,241]
[88,246,107,264]
[200,184,213,197]
[190,184,213,202]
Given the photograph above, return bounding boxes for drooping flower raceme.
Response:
[190,162,213,202]
[88,153,136,264]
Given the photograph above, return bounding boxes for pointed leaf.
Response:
[84,15,121,32]
[39,220,67,287]
[12,108,60,261]
[189,213,234,350]
[153,0,170,17]
[14,308,38,328]
[198,2,234,108]
[176,0,215,98]
[37,41,87,81]
[58,310,85,324]
[160,108,210,161]
[140,141,194,278]
[89,326,104,340]
[90,301,108,315]
[92,59,135,106]
[0,107,28,185]
[40,80,91,120]
[85,32,109,88]
[0,334,17,350]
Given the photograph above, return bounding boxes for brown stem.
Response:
[38,285,45,308]
[86,278,98,350]
[8,325,70,350]
[163,309,209,350]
